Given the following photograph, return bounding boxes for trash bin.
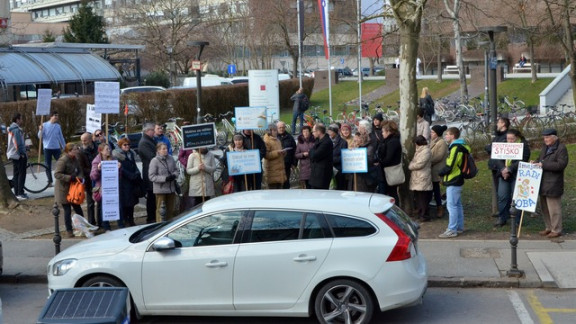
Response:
[37,287,130,324]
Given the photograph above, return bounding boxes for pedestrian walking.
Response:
[7,113,28,200]
[290,87,308,134]
[532,128,568,238]
[419,87,434,123]
[438,127,470,238]
[38,112,66,185]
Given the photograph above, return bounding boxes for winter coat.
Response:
[439,139,470,187]
[278,131,297,168]
[76,142,98,191]
[291,92,306,112]
[295,134,315,181]
[149,154,179,194]
[331,134,348,171]
[113,148,141,207]
[7,122,26,160]
[263,133,287,185]
[54,154,84,205]
[538,140,568,197]
[409,145,433,191]
[309,135,333,189]
[430,136,448,183]
[90,153,119,200]
[378,134,402,167]
[187,150,216,197]
[138,133,157,190]
[494,139,531,181]
[485,129,507,171]
[416,118,431,141]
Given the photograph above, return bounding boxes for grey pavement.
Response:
[1,224,575,289]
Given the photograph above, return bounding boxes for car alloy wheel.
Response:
[314,279,374,324]
[81,275,124,288]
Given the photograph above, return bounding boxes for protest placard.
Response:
[234,107,268,130]
[491,142,524,160]
[181,123,216,150]
[35,89,52,116]
[512,162,543,213]
[101,160,120,221]
[226,150,262,176]
[94,82,120,114]
[85,104,102,134]
[341,148,368,173]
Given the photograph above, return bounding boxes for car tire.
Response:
[81,275,124,288]
[314,279,374,324]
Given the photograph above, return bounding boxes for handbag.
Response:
[222,177,234,195]
[92,186,102,202]
[384,163,405,186]
[67,178,86,205]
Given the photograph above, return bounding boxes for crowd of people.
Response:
[5,108,568,240]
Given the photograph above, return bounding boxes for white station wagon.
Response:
[47,190,427,323]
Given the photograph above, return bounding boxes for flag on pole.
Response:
[317,0,330,59]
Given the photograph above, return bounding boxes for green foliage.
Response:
[63,1,108,43]
[42,30,56,43]
[144,71,170,88]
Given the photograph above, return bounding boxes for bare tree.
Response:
[388,0,428,210]
[543,0,576,106]
[442,0,468,101]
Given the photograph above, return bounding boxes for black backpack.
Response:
[300,95,310,111]
[457,145,478,179]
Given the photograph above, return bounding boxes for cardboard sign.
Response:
[491,142,524,160]
[226,150,262,176]
[341,148,368,174]
[85,104,102,134]
[101,160,120,221]
[182,123,216,149]
[94,82,120,114]
[234,106,268,130]
[35,89,52,116]
[512,162,543,213]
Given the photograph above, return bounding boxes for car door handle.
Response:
[293,255,317,262]
[205,260,228,268]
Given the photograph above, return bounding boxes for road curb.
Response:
[428,276,544,289]
[0,274,47,284]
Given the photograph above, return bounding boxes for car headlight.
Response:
[52,259,77,276]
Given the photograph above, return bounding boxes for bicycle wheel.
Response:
[24,163,50,193]
[443,110,456,123]
[213,157,224,184]
[522,117,542,139]
[216,129,228,147]
[548,115,567,137]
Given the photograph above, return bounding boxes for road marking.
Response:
[526,290,576,323]
[508,290,534,324]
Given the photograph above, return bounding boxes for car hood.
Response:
[53,227,143,261]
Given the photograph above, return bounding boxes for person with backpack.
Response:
[419,87,435,123]
[438,127,471,238]
[291,87,308,134]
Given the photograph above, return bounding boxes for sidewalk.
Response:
[1,225,575,289]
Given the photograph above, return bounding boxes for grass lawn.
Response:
[459,142,575,237]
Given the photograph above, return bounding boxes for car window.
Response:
[249,211,302,243]
[325,214,376,237]
[384,205,418,241]
[166,211,243,247]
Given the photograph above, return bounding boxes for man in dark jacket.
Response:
[242,129,266,190]
[277,121,297,189]
[138,122,157,223]
[485,117,509,217]
[533,128,568,238]
[78,132,99,225]
[327,124,348,190]
[309,124,333,189]
[290,88,307,134]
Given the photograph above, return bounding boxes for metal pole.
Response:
[188,42,209,124]
[357,0,362,113]
[297,0,303,89]
[484,49,489,126]
[488,31,498,135]
[507,202,524,278]
[52,202,61,255]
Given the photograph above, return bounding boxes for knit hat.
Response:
[431,125,447,136]
[340,123,352,132]
[373,113,384,121]
[328,124,340,133]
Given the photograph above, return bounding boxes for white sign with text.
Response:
[226,150,262,176]
[234,107,268,130]
[94,82,120,114]
[341,148,368,173]
[101,160,120,221]
[85,104,102,134]
[35,89,52,116]
[248,69,279,122]
[491,142,524,160]
[512,162,543,213]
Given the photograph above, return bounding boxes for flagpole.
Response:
[297,0,303,89]
[325,1,332,117]
[357,0,362,113]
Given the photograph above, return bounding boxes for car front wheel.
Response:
[314,279,374,324]
[81,275,124,288]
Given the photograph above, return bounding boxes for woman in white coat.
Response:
[187,148,216,207]
[408,135,433,221]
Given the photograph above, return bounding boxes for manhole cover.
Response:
[460,248,500,258]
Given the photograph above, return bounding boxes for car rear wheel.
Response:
[314,279,374,324]
[81,275,124,288]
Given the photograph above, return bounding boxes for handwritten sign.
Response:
[491,142,524,160]
[226,150,262,176]
[94,82,120,114]
[182,123,216,149]
[234,106,268,130]
[35,89,52,116]
[341,148,368,173]
[101,160,120,221]
[512,162,543,212]
[85,104,102,134]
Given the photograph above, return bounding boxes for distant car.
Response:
[47,190,427,323]
[181,76,233,88]
[336,68,353,76]
[228,76,249,84]
[120,86,166,95]
[121,86,168,126]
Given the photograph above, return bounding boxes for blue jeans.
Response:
[44,148,61,183]
[446,185,464,232]
[291,110,304,135]
[497,177,515,224]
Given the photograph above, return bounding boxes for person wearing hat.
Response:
[262,123,287,189]
[429,125,448,217]
[531,128,568,238]
[371,113,384,143]
[340,123,354,147]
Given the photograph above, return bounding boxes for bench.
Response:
[513,63,538,73]
[443,65,460,74]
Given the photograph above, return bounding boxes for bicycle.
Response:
[165,117,185,155]
[541,105,568,137]
[4,159,50,194]
[203,113,231,146]
[509,107,543,139]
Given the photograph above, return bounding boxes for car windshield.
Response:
[384,205,419,241]
[129,206,203,243]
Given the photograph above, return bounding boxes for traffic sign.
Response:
[227,64,237,75]
[191,60,201,71]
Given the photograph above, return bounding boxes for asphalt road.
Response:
[3,284,575,324]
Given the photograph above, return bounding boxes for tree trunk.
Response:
[453,19,468,101]
[436,36,443,83]
[0,158,20,209]
[529,37,538,83]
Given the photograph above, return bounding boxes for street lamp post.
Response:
[167,46,173,87]
[479,26,507,135]
[188,41,209,124]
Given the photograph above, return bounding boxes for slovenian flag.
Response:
[318,0,330,59]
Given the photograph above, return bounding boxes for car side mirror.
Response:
[152,237,176,251]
